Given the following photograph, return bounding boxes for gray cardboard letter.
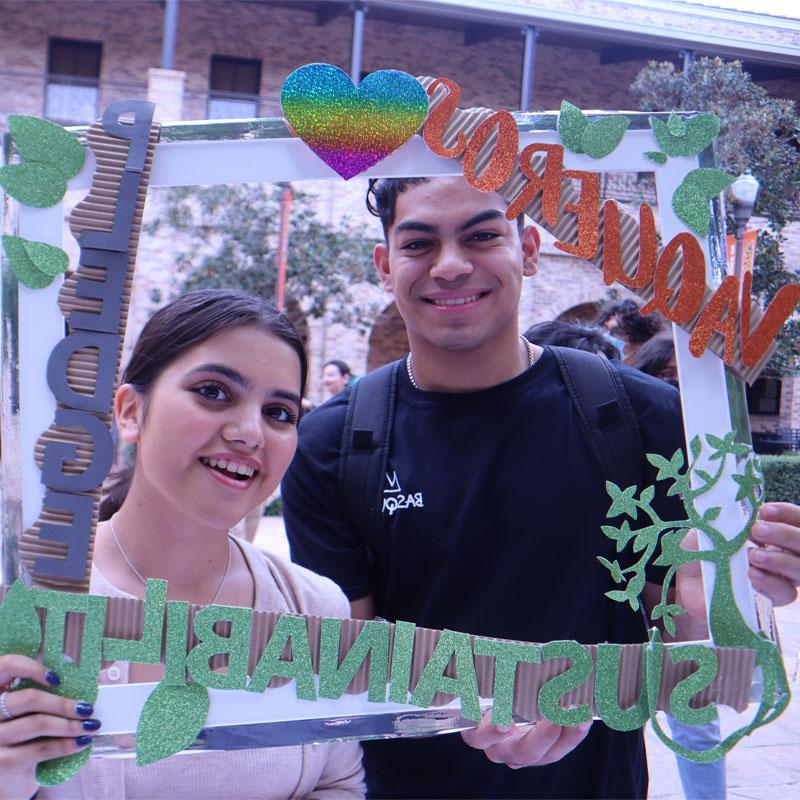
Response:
[33,491,94,579]
[69,249,127,333]
[101,100,155,173]
[46,331,119,413]
[40,409,114,493]
[79,170,142,253]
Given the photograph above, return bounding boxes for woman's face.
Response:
[321,364,348,396]
[118,326,302,530]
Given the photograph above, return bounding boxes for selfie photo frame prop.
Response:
[1,68,795,773]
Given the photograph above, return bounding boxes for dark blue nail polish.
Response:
[75,702,94,717]
[45,671,60,686]
[75,736,92,747]
[81,718,101,731]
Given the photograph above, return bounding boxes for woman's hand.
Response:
[0,655,100,800]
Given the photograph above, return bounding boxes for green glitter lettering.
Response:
[388,620,416,704]
[186,605,253,690]
[668,644,719,726]
[538,641,593,726]
[410,630,480,722]
[103,578,167,664]
[248,614,315,700]
[594,644,649,731]
[473,638,541,726]
[319,618,389,702]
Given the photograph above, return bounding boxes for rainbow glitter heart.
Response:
[281,64,429,180]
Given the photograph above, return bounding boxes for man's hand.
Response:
[461,711,592,769]
[749,501,800,606]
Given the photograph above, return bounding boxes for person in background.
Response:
[524,319,621,360]
[628,332,679,388]
[321,359,355,398]
[597,298,663,362]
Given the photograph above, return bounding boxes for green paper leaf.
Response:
[645,151,668,165]
[581,115,631,159]
[2,234,56,289]
[136,681,210,766]
[667,112,687,137]
[696,469,714,484]
[604,589,631,604]
[640,486,655,505]
[5,234,69,277]
[689,436,702,460]
[0,579,41,657]
[684,168,735,197]
[0,162,67,208]
[706,433,725,449]
[672,182,710,236]
[557,100,588,153]
[8,115,85,179]
[704,506,722,522]
[650,113,720,157]
[597,556,624,583]
[36,747,91,786]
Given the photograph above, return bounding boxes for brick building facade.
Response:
[1,0,799,428]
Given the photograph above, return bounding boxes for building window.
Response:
[207,56,261,119]
[45,38,101,124]
[746,377,782,416]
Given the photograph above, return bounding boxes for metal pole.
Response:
[161,0,180,71]
[350,2,366,86]
[682,48,693,79]
[275,186,293,312]
[734,223,745,280]
[520,26,538,112]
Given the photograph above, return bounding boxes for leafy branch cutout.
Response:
[557,101,630,159]
[599,432,790,762]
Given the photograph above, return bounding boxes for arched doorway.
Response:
[367,302,409,371]
[557,301,601,325]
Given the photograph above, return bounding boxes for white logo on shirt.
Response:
[382,470,424,516]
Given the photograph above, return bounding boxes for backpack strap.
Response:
[338,359,402,551]
[550,346,644,489]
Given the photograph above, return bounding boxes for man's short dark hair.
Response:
[366,177,525,240]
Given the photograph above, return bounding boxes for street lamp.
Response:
[729,172,760,278]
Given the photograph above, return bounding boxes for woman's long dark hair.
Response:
[99,289,307,520]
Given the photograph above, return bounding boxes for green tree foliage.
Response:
[631,57,800,374]
[145,184,380,330]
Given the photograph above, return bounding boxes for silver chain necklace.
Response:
[406,335,536,390]
[109,514,232,606]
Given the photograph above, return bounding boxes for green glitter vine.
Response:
[600,432,791,762]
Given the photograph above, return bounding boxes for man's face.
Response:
[373,178,539,355]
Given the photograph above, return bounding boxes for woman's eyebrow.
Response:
[273,389,302,407]
[188,363,249,388]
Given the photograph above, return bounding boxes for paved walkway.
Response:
[255,517,800,800]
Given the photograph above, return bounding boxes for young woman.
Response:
[0,290,364,800]
[320,360,353,398]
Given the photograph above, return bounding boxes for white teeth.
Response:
[201,457,256,478]
[431,293,481,306]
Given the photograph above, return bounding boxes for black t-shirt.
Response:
[283,348,685,800]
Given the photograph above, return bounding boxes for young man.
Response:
[282,176,800,799]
